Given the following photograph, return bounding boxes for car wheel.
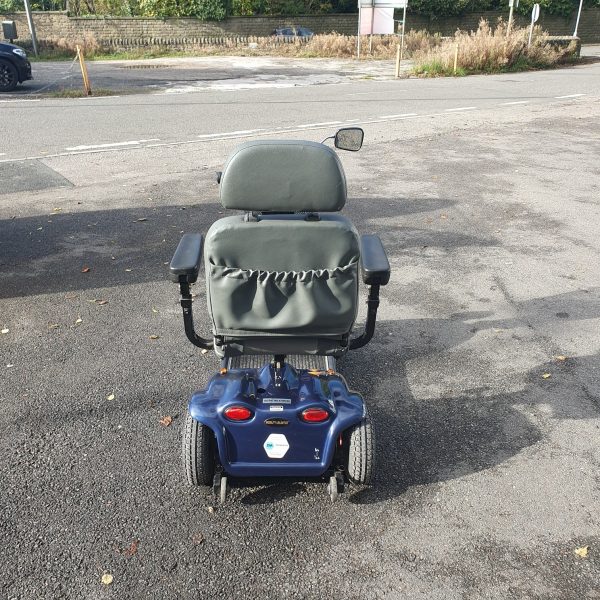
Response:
[0,59,18,92]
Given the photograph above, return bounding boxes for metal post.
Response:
[357,4,361,59]
[23,0,38,57]
[507,0,514,34]
[399,3,406,64]
[453,43,459,73]
[369,0,375,53]
[573,0,584,37]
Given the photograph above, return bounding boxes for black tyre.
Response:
[182,411,215,486]
[344,412,375,485]
[0,60,18,93]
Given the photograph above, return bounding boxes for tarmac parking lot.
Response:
[1,64,599,598]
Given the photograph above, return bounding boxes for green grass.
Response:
[412,61,467,77]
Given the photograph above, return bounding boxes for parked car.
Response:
[0,41,32,92]
[271,27,314,40]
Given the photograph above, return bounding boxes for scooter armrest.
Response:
[170,233,203,283]
[360,235,390,286]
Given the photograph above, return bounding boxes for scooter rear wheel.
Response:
[344,413,375,485]
[182,411,215,486]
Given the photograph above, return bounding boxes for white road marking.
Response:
[65,139,160,151]
[0,99,41,104]
[78,95,121,100]
[378,113,418,118]
[445,106,477,112]
[0,153,5,156]
[555,93,585,99]
[197,129,265,138]
[500,100,529,105]
[297,121,343,128]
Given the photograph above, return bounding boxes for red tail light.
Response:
[224,406,253,421]
[301,408,329,423]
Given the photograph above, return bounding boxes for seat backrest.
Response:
[204,141,359,355]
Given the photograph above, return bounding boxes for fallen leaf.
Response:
[107,393,115,401]
[1,328,9,334]
[123,540,139,557]
[542,373,551,379]
[159,415,173,427]
[75,317,83,324]
[201,349,208,355]
[6,364,14,368]
[96,300,109,306]
[192,532,205,545]
[493,328,504,333]
[48,323,60,330]
[125,269,132,272]
[574,546,589,558]
[555,355,568,362]
[101,573,114,585]
[149,335,159,340]
[151,307,158,314]
[37,227,43,231]
[207,506,215,514]
[52,207,62,212]
[64,294,78,300]
[81,266,90,273]
[136,218,148,222]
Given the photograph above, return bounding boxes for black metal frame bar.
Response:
[348,284,380,350]
[178,281,213,350]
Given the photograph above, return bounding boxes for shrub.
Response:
[412,19,577,76]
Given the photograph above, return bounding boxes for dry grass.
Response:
[38,33,102,59]
[35,31,437,61]
[412,19,578,76]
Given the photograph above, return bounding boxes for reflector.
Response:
[301,408,329,423]
[224,406,253,421]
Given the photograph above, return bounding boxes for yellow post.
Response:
[453,43,459,75]
[395,43,401,78]
[76,45,92,96]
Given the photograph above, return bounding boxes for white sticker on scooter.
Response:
[269,405,284,412]
[263,434,289,458]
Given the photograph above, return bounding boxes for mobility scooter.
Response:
[169,128,390,502]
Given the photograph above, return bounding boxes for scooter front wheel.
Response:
[182,411,215,486]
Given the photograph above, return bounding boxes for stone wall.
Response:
[1,9,598,48]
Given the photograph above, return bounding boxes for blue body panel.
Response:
[188,363,365,477]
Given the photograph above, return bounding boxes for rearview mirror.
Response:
[334,127,364,152]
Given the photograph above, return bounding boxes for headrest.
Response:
[219,140,347,212]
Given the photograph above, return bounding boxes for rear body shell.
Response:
[189,363,365,477]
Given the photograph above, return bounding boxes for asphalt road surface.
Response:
[1,60,599,599]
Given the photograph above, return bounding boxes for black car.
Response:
[0,41,32,92]
[271,27,314,40]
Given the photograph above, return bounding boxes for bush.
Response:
[412,19,578,76]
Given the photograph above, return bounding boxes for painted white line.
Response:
[0,153,5,156]
[296,121,343,128]
[555,93,585,99]
[65,139,160,151]
[500,100,529,105]
[78,95,121,100]
[197,129,265,138]
[378,113,418,119]
[0,98,41,104]
[445,106,477,112]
